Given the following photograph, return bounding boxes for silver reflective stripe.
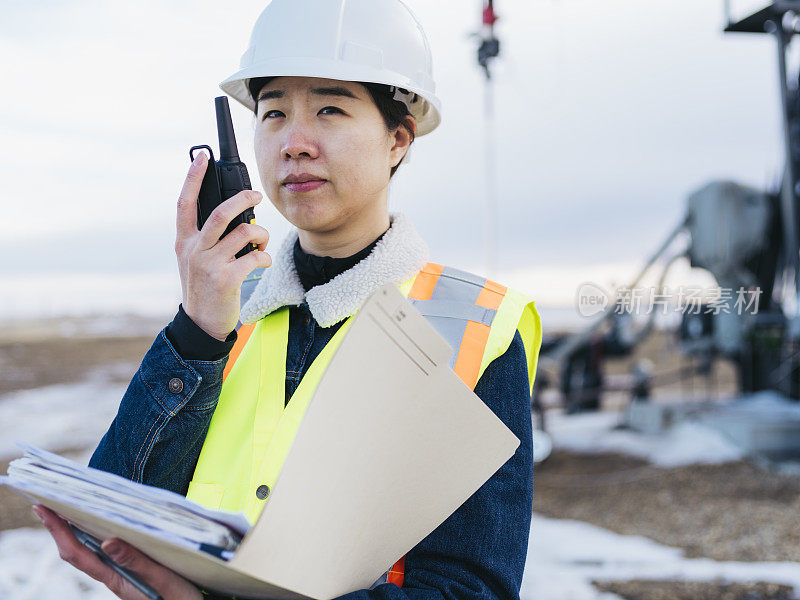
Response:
[409,268,495,369]
[236,267,266,331]
[422,315,467,369]
[440,265,487,288]
[428,270,484,304]
[410,298,496,327]
[240,267,266,309]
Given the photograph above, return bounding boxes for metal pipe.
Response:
[769,17,800,337]
[484,74,497,278]
[545,218,688,365]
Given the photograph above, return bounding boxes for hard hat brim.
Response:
[220,57,442,137]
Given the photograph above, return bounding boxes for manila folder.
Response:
[227,282,521,599]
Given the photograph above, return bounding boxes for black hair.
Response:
[247,77,415,178]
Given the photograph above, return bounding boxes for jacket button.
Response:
[168,378,184,394]
[256,484,270,500]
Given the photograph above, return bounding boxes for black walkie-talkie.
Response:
[189,96,257,259]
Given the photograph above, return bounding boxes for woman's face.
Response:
[253,76,409,234]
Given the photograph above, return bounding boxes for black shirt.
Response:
[292,234,384,293]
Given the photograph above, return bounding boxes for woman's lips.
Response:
[284,180,327,193]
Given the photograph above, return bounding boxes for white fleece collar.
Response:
[240,212,430,327]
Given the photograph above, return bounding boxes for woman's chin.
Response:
[284,204,341,234]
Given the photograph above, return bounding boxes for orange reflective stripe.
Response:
[408,262,443,301]
[387,554,405,587]
[453,320,492,389]
[453,280,508,388]
[222,322,256,382]
[475,279,507,310]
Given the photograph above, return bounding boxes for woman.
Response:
[35,1,542,598]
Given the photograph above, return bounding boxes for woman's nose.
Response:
[280,121,319,160]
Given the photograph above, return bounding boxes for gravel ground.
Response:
[0,336,151,395]
[593,580,796,600]
[534,450,800,562]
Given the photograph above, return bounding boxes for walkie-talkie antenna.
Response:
[215,96,240,162]
[190,96,255,258]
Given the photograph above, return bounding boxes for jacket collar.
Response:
[239,212,429,327]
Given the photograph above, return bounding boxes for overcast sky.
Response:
[0,0,787,316]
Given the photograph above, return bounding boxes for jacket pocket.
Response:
[186,481,225,510]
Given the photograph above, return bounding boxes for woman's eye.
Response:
[261,110,284,121]
[319,106,343,115]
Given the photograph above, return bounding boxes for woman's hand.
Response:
[176,152,272,341]
[35,505,202,600]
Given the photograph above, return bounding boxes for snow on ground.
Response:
[711,390,800,420]
[3,515,800,600]
[0,372,127,460]
[0,528,116,599]
[521,515,800,600]
[546,410,745,467]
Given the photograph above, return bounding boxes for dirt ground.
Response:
[0,335,151,395]
[593,580,796,600]
[534,450,800,562]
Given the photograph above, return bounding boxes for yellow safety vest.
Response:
[185,262,542,587]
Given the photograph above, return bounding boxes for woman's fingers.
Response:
[215,222,270,261]
[196,190,263,251]
[232,247,273,283]
[176,152,209,251]
[35,505,201,600]
[34,506,121,585]
[101,538,202,600]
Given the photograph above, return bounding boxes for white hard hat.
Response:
[220,0,442,136]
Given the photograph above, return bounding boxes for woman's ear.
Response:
[390,116,416,168]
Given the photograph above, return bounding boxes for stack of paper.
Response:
[3,443,250,558]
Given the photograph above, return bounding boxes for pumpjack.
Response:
[535,1,800,425]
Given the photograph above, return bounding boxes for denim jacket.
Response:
[89,214,535,600]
